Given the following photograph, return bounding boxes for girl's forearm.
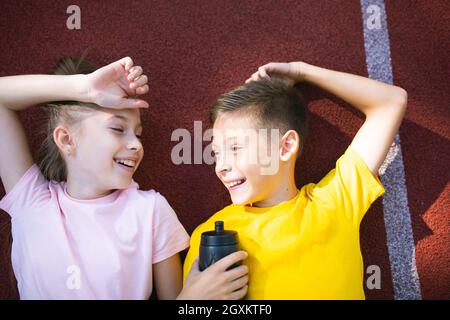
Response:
[0,74,88,111]
[300,62,407,116]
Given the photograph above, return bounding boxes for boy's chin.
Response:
[230,195,256,206]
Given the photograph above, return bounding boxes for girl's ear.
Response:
[53,125,75,156]
[279,130,300,162]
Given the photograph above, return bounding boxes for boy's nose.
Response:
[215,160,232,174]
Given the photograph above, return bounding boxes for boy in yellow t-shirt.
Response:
[183,61,407,299]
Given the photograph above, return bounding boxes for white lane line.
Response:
[360,0,422,300]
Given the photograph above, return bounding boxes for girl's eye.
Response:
[136,135,142,140]
[111,128,124,133]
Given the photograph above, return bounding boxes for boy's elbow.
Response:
[372,87,407,118]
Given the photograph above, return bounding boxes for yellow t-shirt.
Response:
[183,146,385,299]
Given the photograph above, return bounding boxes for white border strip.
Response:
[360,0,422,300]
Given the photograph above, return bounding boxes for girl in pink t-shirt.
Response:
[0,57,248,299]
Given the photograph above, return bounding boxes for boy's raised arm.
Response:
[247,61,408,176]
[300,62,407,176]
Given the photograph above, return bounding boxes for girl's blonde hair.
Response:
[38,57,100,181]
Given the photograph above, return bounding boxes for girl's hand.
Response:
[245,61,307,86]
[177,251,249,300]
[85,57,149,109]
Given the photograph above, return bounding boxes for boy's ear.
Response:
[279,130,300,162]
[53,125,76,156]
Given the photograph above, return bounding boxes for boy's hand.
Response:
[85,57,149,109]
[178,251,249,300]
[245,61,306,86]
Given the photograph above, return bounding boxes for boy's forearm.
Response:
[0,74,88,111]
[300,62,407,116]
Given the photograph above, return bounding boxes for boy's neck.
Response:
[250,177,299,208]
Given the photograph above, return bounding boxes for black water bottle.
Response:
[199,221,240,271]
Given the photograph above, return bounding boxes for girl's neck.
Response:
[65,179,113,200]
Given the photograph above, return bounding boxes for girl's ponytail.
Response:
[38,57,98,182]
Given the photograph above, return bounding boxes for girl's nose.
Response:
[127,136,143,151]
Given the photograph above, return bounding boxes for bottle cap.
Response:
[200,221,238,246]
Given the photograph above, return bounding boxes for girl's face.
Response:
[67,108,144,192]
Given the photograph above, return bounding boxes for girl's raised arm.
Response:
[0,57,149,193]
[0,75,86,193]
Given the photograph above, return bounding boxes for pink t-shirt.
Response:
[0,164,190,300]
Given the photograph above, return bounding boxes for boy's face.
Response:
[68,108,144,192]
[212,114,283,206]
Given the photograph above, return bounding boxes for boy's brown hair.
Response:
[210,79,309,156]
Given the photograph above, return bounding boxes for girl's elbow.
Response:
[395,87,408,108]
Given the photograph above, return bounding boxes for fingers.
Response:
[128,66,143,81]
[244,74,253,83]
[127,65,149,95]
[228,274,248,292]
[119,56,134,71]
[194,253,248,300]
[224,264,248,283]
[245,63,271,83]
[245,71,267,83]
[130,75,148,89]
[208,251,248,272]
[227,285,248,300]
[245,72,260,84]
[117,58,148,95]
[258,66,269,78]
[136,84,149,95]
[245,62,281,84]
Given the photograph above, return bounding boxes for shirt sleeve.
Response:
[152,193,190,264]
[0,164,50,219]
[304,145,385,227]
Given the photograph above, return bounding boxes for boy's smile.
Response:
[224,178,247,190]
